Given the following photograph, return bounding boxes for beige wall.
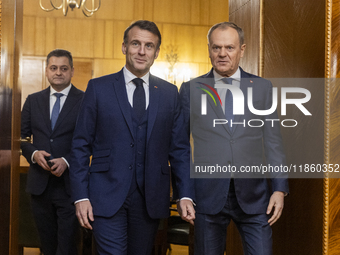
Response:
[22,0,229,94]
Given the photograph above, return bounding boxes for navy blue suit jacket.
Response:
[21,85,84,195]
[179,68,289,215]
[70,69,194,219]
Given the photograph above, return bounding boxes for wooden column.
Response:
[325,0,340,254]
[0,0,23,254]
[229,0,328,254]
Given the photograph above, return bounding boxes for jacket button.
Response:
[50,139,53,142]
[129,165,132,170]
[230,139,234,144]
[130,143,134,147]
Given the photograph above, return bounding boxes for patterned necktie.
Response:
[132,78,146,120]
[222,78,233,130]
[51,93,63,130]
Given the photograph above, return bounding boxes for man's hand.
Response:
[75,200,94,230]
[33,150,52,171]
[177,199,195,225]
[50,158,68,177]
[267,191,285,226]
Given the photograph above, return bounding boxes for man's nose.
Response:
[56,68,62,75]
[219,48,227,57]
[138,45,146,55]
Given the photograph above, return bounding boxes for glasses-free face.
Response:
[46,56,74,92]
[208,27,245,77]
[122,27,160,77]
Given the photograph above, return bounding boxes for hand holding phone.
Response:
[44,156,55,169]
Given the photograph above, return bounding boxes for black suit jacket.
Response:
[179,68,289,215]
[21,85,84,195]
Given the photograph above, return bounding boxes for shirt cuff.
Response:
[62,157,70,168]
[74,198,89,204]
[177,197,196,206]
[31,150,38,163]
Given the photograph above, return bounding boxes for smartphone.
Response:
[44,156,55,168]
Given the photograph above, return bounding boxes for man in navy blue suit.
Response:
[21,49,84,255]
[70,20,195,255]
[179,22,289,255]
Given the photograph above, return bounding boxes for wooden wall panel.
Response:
[104,20,114,59]
[0,0,23,254]
[35,17,46,55]
[229,0,260,75]
[112,21,131,60]
[22,16,35,55]
[93,59,126,78]
[209,0,229,24]
[21,58,45,105]
[56,19,95,58]
[326,0,340,254]
[45,17,56,54]
[22,0,217,87]
[72,60,93,92]
[229,0,326,254]
[93,20,105,58]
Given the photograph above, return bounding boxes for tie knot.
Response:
[132,78,144,87]
[222,77,233,85]
[54,93,63,99]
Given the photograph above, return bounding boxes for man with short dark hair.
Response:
[70,20,195,255]
[180,22,289,255]
[21,49,84,255]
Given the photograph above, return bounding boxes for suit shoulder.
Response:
[91,73,117,83]
[71,85,85,95]
[151,75,178,92]
[28,87,49,97]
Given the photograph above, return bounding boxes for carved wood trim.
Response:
[324,0,332,254]
[259,0,264,77]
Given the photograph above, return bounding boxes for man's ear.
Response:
[154,48,160,59]
[122,42,127,55]
[240,44,246,58]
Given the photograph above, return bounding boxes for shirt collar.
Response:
[50,84,72,96]
[123,66,150,86]
[213,67,241,82]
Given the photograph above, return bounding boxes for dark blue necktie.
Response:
[51,93,63,130]
[132,78,146,120]
[222,78,233,130]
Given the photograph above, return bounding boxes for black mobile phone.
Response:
[44,156,55,168]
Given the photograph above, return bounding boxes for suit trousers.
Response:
[92,187,160,255]
[194,180,272,255]
[30,175,78,255]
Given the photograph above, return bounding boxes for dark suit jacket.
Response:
[21,85,84,195]
[70,69,194,219]
[179,68,289,215]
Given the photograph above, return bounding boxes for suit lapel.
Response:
[52,85,81,132]
[232,69,252,134]
[38,87,52,133]
[203,70,232,136]
[112,70,135,139]
[146,75,160,142]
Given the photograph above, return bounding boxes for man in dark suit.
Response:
[179,22,289,255]
[70,20,195,255]
[21,49,84,255]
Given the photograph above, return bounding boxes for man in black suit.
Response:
[180,22,289,255]
[21,49,84,255]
